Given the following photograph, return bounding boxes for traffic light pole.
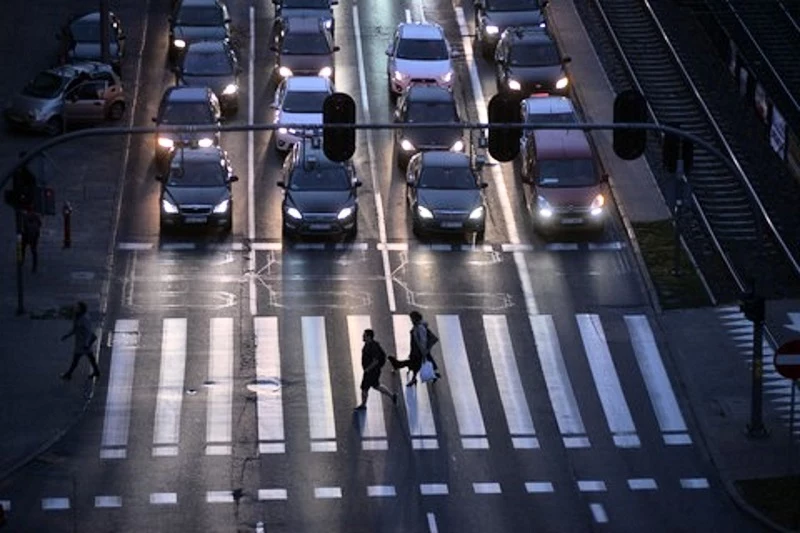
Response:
[747,312,767,438]
[14,208,24,315]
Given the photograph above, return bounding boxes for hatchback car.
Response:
[406,151,488,240]
[394,86,464,168]
[156,146,238,232]
[271,76,334,153]
[277,139,361,239]
[152,86,222,164]
[273,0,337,35]
[4,61,125,135]
[271,17,339,80]
[474,0,547,57]
[495,27,570,95]
[175,39,240,116]
[386,22,454,96]
[58,11,126,72]
[519,94,578,154]
[169,0,232,63]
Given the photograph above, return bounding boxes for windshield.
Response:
[485,0,541,11]
[22,72,66,99]
[282,0,330,7]
[183,49,233,76]
[510,43,560,66]
[537,159,596,187]
[396,38,448,60]
[407,101,458,123]
[526,112,576,125]
[289,166,350,191]
[418,166,475,189]
[167,160,226,187]
[176,5,224,26]
[160,102,214,124]
[282,90,329,113]
[282,33,330,54]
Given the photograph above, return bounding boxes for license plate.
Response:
[441,222,463,229]
[309,223,331,231]
[561,217,583,225]
[184,215,208,224]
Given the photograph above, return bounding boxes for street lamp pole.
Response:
[99,0,110,65]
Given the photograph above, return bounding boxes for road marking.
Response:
[118,242,153,250]
[161,242,196,251]
[101,319,139,459]
[501,243,534,252]
[152,318,187,457]
[545,243,579,251]
[394,314,438,449]
[41,498,69,510]
[304,317,337,452]
[578,480,607,492]
[525,482,555,493]
[473,482,502,494]
[405,8,412,23]
[680,478,709,489]
[348,316,388,449]
[627,478,658,490]
[529,315,589,448]
[420,484,448,495]
[206,318,234,455]
[94,496,122,508]
[427,512,439,533]
[367,485,396,497]
[258,489,288,500]
[207,491,235,503]
[625,315,691,446]
[149,493,177,505]
[588,241,624,250]
[484,315,538,449]
[248,5,257,316]
[578,314,640,448]
[255,317,286,454]
[314,487,342,499]
[590,503,608,523]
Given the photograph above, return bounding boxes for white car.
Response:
[271,76,334,153]
[386,22,454,96]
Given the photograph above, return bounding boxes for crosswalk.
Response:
[97,312,692,460]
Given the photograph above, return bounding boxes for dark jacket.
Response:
[362,339,387,372]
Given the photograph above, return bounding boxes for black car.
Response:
[169,0,232,63]
[394,86,464,169]
[273,0,337,35]
[271,16,339,81]
[495,26,570,96]
[58,11,126,72]
[277,139,361,239]
[474,0,547,58]
[175,39,240,116]
[152,86,222,164]
[406,151,488,240]
[156,146,238,232]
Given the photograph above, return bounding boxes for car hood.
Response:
[537,183,602,207]
[180,74,235,95]
[484,10,544,30]
[279,54,332,74]
[287,190,352,213]
[402,126,462,150]
[280,8,332,23]
[394,58,451,79]
[173,25,228,44]
[6,93,59,116]
[70,42,121,61]
[507,65,564,84]
[165,185,227,206]
[279,111,323,127]
[417,188,481,212]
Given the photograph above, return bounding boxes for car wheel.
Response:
[108,101,125,121]
[346,220,358,241]
[475,228,485,243]
[44,116,63,136]
[223,215,233,233]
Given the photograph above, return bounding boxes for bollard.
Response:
[62,201,72,248]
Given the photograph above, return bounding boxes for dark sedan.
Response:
[169,0,232,63]
[58,11,126,72]
[474,0,547,58]
[495,26,570,96]
[394,86,464,169]
[175,40,240,116]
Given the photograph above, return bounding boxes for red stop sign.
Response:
[774,339,800,380]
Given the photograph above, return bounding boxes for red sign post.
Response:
[774,340,800,380]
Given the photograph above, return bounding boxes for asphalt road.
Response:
[0,0,766,531]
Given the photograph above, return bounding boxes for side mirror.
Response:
[562,56,572,64]
[480,182,489,189]
[406,174,415,186]
[541,0,549,7]
[225,18,232,23]
[272,0,279,3]
[270,45,278,52]
[276,180,286,188]
[151,117,158,123]
[475,154,487,169]
[354,180,363,188]
[155,175,165,182]
[229,175,239,183]
[331,0,339,4]
[601,173,609,182]
[385,45,392,56]
[333,46,341,52]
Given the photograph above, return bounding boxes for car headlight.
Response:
[161,198,179,214]
[324,19,333,29]
[394,70,408,82]
[286,206,302,220]
[536,196,553,218]
[278,127,288,134]
[417,205,434,219]
[400,139,415,152]
[590,194,605,216]
[279,66,293,78]
[507,79,521,91]
[450,140,464,152]
[197,138,214,148]
[158,137,174,149]
[468,206,485,220]
[485,25,500,35]
[174,39,186,49]
[222,83,238,95]
[337,206,354,220]
[213,198,230,214]
[318,66,333,78]
[440,71,453,83]
[556,77,569,90]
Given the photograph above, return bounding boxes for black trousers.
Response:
[21,235,39,272]
[64,350,100,377]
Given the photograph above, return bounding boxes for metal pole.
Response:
[671,159,684,276]
[747,312,768,438]
[99,0,110,65]
[15,210,24,316]
[790,380,797,474]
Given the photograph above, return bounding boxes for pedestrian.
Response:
[60,301,101,380]
[21,206,42,273]
[355,329,397,410]
[389,311,440,387]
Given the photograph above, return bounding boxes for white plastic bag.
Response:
[420,361,436,383]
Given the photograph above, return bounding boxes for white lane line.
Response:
[405,8,412,23]
[427,512,439,533]
[149,493,177,505]
[303,317,337,452]
[680,478,710,489]
[394,314,438,449]
[161,242,196,251]
[545,243,579,251]
[420,484,449,495]
[625,315,691,446]
[578,480,607,492]
[437,315,488,449]
[206,317,234,455]
[94,496,122,508]
[529,315,589,448]
[367,485,397,497]
[248,5,257,316]
[525,482,555,493]
[153,318,187,457]
[101,319,139,459]
[590,503,609,523]
[258,489,288,500]
[501,243,534,252]
[578,314,640,448]
[117,242,153,250]
[249,242,282,250]
[41,498,69,510]
[627,478,658,490]
[473,482,502,494]
[207,491,235,503]
[348,316,388,448]
[353,6,396,312]
[255,317,286,454]
[314,487,342,499]
[484,315,538,449]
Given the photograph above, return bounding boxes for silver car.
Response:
[386,22,454,96]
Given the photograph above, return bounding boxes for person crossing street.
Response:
[354,329,397,410]
[60,301,100,380]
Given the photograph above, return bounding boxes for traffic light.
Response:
[613,89,647,160]
[487,93,521,162]
[739,291,765,323]
[322,92,356,162]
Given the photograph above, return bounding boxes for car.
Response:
[277,138,361,239]
[175,39,240,116]
[58,11,126,73]
[152,86,221,164]
[156,146,238,232]
[272,0,337,35]
[406,151,488,240]
[495,26,570,96]
[169,0,232,63]
[519,94,579,155]
[394,86,464,169]
[271,17,339,81]
[271,76,334,153]
[385,22,454,97]
[474,0,547,58]
[4,61,125,136]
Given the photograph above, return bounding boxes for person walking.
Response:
[21,206,42,273]
[60,301,101,380]
[390,311,440,386]
[355,329,397,410]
